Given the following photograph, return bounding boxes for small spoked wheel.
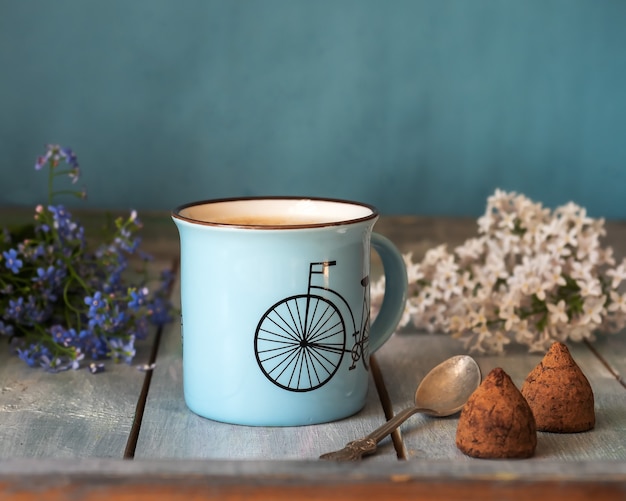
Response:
[254,294,346,392]
[356,304,371,370]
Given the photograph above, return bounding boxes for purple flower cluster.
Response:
[0,145,174,372]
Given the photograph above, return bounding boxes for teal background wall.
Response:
[1,0,625,218]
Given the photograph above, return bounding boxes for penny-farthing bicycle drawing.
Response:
[254,261,370,392]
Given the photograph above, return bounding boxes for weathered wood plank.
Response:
[375,333,626,461]
[0,457,625,501]
[373,333,476,460]
[134,278,395,460]
[0,338,153,458]
[0,253,173,459]
[587,334,626,389]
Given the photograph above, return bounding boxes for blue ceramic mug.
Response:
[172,197,407,426]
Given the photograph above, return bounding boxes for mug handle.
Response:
[368,233,408,353]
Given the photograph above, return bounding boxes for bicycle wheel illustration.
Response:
[351,275,371,370]
[254,294,346,392]
[351,308,370,371]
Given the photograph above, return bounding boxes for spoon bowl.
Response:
[414,354,482,416]
[320,355,481,461]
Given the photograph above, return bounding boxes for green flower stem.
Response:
[47,161,54,206]
[52,168,74,177]
[51,190,85,199]
[62,278,84,315]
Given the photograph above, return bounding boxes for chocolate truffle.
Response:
[521,342,595,433]
[456,367,537,459]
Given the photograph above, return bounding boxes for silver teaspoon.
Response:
[320,355,481,461]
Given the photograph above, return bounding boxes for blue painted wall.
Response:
[1,1,625,218]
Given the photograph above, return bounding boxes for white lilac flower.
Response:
[581,296,605,325]
[579,278,603,297]
[608,291,626,313]
[547,300,569,325]
[543,263,567,288]
[369,189,626,354]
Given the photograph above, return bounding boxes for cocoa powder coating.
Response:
[456,367,537,459]
[521,342,595,433]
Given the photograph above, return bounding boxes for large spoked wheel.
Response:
[255,294,346,392]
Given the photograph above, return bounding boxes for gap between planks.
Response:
[124,258,179,459]
[370,354,406,460]
[584,339,626,390]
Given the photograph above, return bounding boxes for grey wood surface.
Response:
[134,279,396,461]
[377,334,626,462]
[1,455,625,482]
[591,334,626,387]
[0,338,153,458]
[0,256,170,459]
[134,267,626,464]
[1,212,625,495]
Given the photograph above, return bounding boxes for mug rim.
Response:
[171,196,379,229]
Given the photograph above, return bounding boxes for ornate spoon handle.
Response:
[318,438,378,461]
[319,406,434,461]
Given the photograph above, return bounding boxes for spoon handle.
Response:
[319,406,432,461]
[365,405,429,443]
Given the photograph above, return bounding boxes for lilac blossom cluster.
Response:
[371,189,626,354]
[0,145,173,371]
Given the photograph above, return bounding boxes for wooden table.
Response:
[1,214,625,500]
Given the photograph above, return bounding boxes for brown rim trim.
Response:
[171,196,379,229]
